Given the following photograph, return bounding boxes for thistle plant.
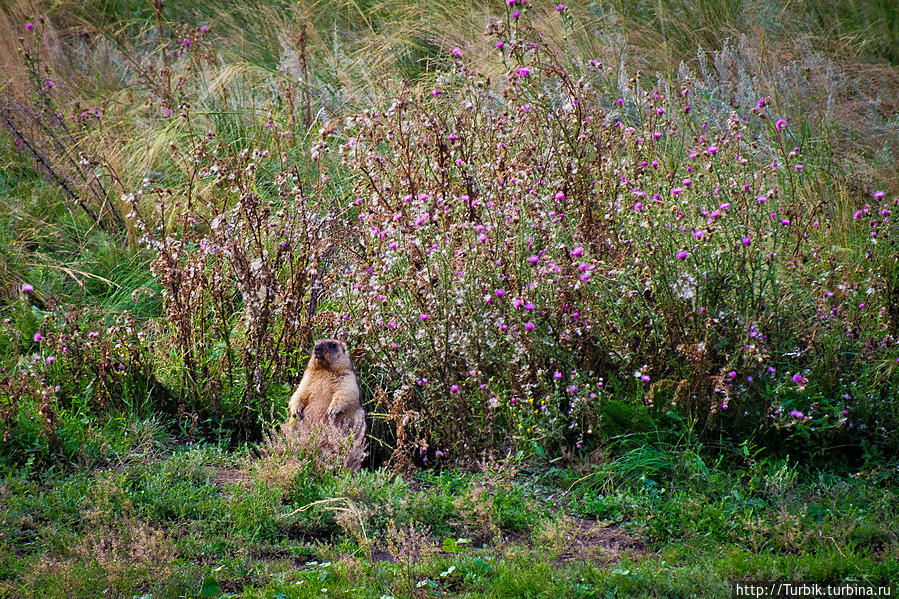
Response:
[326,16,898,461]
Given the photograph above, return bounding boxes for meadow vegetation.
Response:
[0,0,897,596]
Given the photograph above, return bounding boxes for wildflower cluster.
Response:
[321,19,898,459]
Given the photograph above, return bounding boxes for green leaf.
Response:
[200,576,221,598]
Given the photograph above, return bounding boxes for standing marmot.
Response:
[287,339,366,470]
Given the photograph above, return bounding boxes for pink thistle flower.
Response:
[555,4,566,11]
[853,210,864,220]
[496,41,505,49]
[451,47,463,58]
[775,119,787,131]
[495,289,506,297]
[641,374,651,382]
[26,23,34,31]
[33,333,42,342]
[554,371,562,379]
[22,283,34,292]
[873,191,885,199]
[45,356,55,364]
[555,191,565,200]
[524,301,535,310]
[676,250,689,260]
[524,321,535,331]
[671,187,683,196]
[790,410,804,419]
[419,313,429,320]
[450,384,460,392]
[45,80,54,87]
[742,236,752,246]
[571,247,583,257]
[516,67,531,77]
[792,374,803,383]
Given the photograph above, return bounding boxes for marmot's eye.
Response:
[328,342,337,350]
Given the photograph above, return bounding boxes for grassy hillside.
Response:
[0,0,897,596]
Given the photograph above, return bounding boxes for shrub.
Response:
[329,14,898,461]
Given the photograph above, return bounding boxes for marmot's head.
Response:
[309,339,353,373]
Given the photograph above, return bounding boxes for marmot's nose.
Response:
[314,346,324,358]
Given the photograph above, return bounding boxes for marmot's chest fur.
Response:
[301,370,360,422]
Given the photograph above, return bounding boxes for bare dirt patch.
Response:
[369,517,646,566]
[208,467,251,488]
[553,517,647,565]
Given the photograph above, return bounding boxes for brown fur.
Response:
[287,339,366,470]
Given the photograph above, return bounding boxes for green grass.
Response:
[0,440,895,598]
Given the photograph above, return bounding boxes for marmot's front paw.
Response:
[290,406,304,422]
[325,403,343,419]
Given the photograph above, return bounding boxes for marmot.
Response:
[287,339,366,470]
